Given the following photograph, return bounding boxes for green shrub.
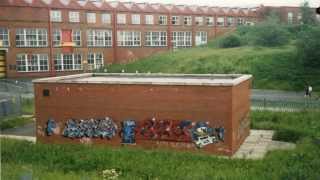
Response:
[273,128,305,142]
[219,34,241,48]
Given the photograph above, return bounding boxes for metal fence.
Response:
[0,79,34,118]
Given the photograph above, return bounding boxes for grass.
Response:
[0,116,34,130]
[102,44,315,91]
[21,98,34,115]
[1,110,320,179]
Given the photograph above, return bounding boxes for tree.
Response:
[300,2,316,25]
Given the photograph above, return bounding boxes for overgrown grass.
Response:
[0,116,34,130]
[21,98,34,115]
[103,45,310,90]
[1,110,320,179]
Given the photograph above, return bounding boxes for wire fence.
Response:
[251,98,320,111]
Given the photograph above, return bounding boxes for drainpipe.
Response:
[167,12,172,51]
[47,7,55,77]
[112,9,117,64]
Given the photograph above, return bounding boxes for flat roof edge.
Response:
[33,73,252,86]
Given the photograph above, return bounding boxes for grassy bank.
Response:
[103,44,315,91]
[2,110,320,179]
[0,116,33,130]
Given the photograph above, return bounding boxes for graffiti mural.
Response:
[120,120,136,144]
[135,118,225,148]
[62,117,118,139]
[46,118,57,136]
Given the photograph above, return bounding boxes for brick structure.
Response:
[1,0,316,78]
[34,73,252,156]
[0,0,260,78]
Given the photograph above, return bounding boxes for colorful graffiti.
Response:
[46,117,224,148]
[136,118,225,148]
[46,118,57,136]
[120,120,136,144]
[62,117,118,139]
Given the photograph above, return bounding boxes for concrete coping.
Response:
[32,73,252,86]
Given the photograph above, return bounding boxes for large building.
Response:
[0,0,315,78]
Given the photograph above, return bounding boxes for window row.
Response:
[16,53,104,72]
[49,10,253,26]
[2,28,208,48]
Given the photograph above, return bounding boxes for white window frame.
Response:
[69,11,80,23]
[195,31,207,46]
[87,13,96,23]
[117,14,126,24]
[102,13,111,24]
[52,29,61,47]
[0,28,10,47]
[72,30,81,47]
[217,17,225,26]
[172,31,192,48]
[171,16,179,25]
[144,31,167,47]
[87,29,112,47]
[195,17,203,26]
[87,52,104,70]
[184,16,192,26]
[54,53,82,71]
[117,31,141,47]
[16,28,48,47]
[16,54,49,72]
[131,14,141,25]
[227,17,234,26]
[238,18,244,25]
[159,15,167,25]
[206,17,214,26]
[145,15,154,25]
[50,10,62,22]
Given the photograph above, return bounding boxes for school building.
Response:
[0,0,317,78]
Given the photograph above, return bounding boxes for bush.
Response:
[297,26,320,68]
[219,34,241,48]
[250,23,290,47]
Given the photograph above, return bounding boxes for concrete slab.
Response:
[232,130,296,159]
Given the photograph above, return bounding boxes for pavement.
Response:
[232,130,295,159]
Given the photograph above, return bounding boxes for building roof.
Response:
[33,73,252,87]
[0,0,260,17]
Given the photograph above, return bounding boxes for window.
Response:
[159,15,167,25]
[195,17,203,25]
[172,31,192,48]
[288,12,293,24]
[217,17,225,26]
[87,53,104,69]
[87,29,112,47]
[16,54,49,72]
[172,16,179,25]
[117,14,126,24]
[184,16,192,26]
[87,13,96,23]
[227,17,234,26]
[16,28,47,47]
[117,31,141,47]
[131,14,140,24]
[52,29,61,47]
[145,15,154,25]
[69,11,80,23]
[54,53,82,71]
[206,17,214,26]
[297,13,302,23]
[102,13,111,24]
[145,32,167,47]
[0,28,10,47]
[72,30,81,46]
[50,10,62,22]
[195,31,207,46]
[238,18,244,25]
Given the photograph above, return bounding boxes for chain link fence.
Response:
[0,79,34,118]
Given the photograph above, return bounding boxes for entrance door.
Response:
[0,51,5,78]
